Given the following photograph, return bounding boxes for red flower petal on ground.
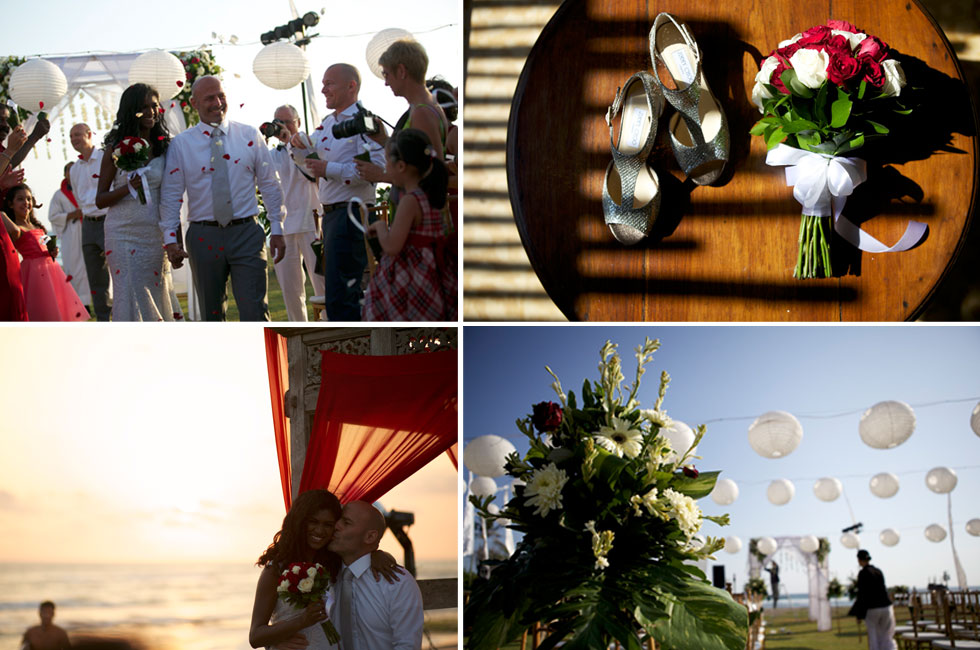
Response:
[176,80,184,87]
[240,103,244,108]
[223,154,230,159]
[171,102,176,109]
[46,138,51,142]
[202,166,207,172]
[178,198,183,203]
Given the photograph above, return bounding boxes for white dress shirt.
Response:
[69,150,108,217]
[159,120,285,245]
[271,144,318,235]
[312,104,386,206]
[331,553,423,650]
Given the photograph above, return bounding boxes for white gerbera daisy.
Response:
[524,463,568,517]
[594,417,643,458]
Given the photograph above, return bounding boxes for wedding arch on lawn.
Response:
[749,536,832,631]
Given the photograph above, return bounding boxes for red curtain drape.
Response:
[447,443,458,469]
[298,348,457,504]
[264,330,292,510]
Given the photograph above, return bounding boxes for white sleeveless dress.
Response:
[269,595,338,649]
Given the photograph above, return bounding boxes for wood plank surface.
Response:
[506,0,978,321]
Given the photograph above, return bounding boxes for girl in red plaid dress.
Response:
[362,128,456,321]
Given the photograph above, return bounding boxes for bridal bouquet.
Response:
[112,136,151,205]
[750,20,924,278]
[276,562,340,644]
[466,338,746,650]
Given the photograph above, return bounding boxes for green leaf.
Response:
[782,118,819,134]
[894,108,913,115]
[866,120,889,134]
[796,131,822,151]
[638,575,748,650]
[596,449,630,485]
[814,83,829,120]
[749,121,768,136]
[830,88,852,128]
[788,76,814,99]
[765,126,786,150]
[857,79,867,100]
[670,470,720,499]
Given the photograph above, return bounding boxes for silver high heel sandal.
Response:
[602,71,664,245]
[649,13,729,186]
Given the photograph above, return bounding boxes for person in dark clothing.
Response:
[850,549,897,650]
[765,561,780,608]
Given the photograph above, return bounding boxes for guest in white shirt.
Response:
[160,76,286,321]
[328,501,423,650]
[47,162,90,309]
[268,104,324,321]
[292,63,385,321]
[69,123,111,320]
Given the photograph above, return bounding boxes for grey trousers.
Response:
[865,606,897,650]
[81,217,111,321]
[186,219,269,321]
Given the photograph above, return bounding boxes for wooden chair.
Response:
[898,591,947,649]
[931,589,980,649]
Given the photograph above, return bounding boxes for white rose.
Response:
[133,142,143,151]
[298,576,314,593]
[778,33,802,49]
[832,29,867,51]
[751,56,781,111]
[277,579,290,592]
[291,566,301,574]
[789,48,830,89]
[306,567,318,577]
[881,59,906,97]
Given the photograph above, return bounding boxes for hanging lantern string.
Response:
[20,23,458,59]
[700,395,980,424]
[727,464,980,487]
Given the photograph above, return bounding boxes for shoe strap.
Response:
[651,13,703,92]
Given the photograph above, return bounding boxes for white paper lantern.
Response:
[9,58,68,113]
[840,532,860,549]
[925,467,957,494]
[757,536,778,556]
[710,478,739,506]
[365,28,414,79]
[813,477,842,502]
[747,411,803,458]
[724,536,743,554]
[469,476,497,498]
[253,42,310,90]
[463,435,517,478]
[966,519,980,536]
[971,402,980,437]
[486,503,500,515]
[767,479,795,506]
[879,528,900,547]
[869,472,899,498]
[859,400,915,449]
[128,50,186,100]
[799,535,819,553]
[925,524,947,542]
[662,420,696,465]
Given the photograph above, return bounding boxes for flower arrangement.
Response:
[466,338,746,650]
[173,50,223,127]
[750,20,923,279]
[276,561,340,644]
[0,56,28,124]
[112,136,151,204]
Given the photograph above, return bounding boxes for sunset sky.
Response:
[0,326,457,567]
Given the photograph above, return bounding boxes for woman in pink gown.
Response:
[1,183,88,321]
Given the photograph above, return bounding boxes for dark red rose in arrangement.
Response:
[531,401,563,432]
[856,35,888,63]
[682,466,700,479]
[798,25,832,47]
[826,53,862,85]
[862,59,885,86]
[826,19,859,32]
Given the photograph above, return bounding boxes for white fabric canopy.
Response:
[748,535,832,631]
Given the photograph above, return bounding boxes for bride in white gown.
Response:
[95,83,182,322]
[249,489,403,649]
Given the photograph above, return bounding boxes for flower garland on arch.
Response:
[169,49,223,128]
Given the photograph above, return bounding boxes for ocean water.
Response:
[0,561,457,650]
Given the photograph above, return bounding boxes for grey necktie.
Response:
[340,567,354,650]
[210,126,233,226]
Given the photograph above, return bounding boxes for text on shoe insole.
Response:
[671,50,696,85]
[625,108,648,150]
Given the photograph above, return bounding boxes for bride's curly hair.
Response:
[103,83,170,157]
[257,489,342,578]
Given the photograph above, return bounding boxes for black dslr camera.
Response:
[259,119,286,138]
[332,101,379,139]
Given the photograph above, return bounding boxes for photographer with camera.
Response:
[291,63,384,321]
[264,105,323,321]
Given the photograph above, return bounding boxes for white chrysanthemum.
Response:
[640,409,672,429]
[297,576,314,593]
[594,417,643,458]
[663,488,702,539]
[524,463,567,517]
[630,488,659,516]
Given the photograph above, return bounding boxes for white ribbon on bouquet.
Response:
[126,165,153,206]
[766,144,927,253]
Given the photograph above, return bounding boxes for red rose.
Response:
[820,34,851,57]
[191,57,200,64]
[682,466,700,479]
[531,401,563,432]
[826,19,860,33]
[826,53,862,85]
[856,35,888,63]
[770,59,790,94]
[798,25,832,47]
[862,59,885,86]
